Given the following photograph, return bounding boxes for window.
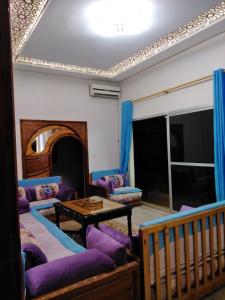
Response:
[169,109,215,210]
[170,110,214,163]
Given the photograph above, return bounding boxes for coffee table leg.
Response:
[82,224,87,247]
[127,210,132,236]
[55,206,60,228]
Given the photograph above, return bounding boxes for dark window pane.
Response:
[171,165,216,210]
[170,110,214,163]
[133,117,169,207]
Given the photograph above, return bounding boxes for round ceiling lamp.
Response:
[86,0,153,37]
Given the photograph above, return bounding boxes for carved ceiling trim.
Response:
[11,1,225,78]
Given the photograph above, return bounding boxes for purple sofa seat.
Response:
[26,249,115,297]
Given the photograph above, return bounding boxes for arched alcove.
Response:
[20,119,89,196]
[52,136,85,196]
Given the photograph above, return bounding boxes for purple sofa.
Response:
[18,176,76,217]
[19,179,140,299]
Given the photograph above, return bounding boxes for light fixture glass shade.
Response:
[86,0,153,37]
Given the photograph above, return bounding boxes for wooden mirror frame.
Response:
[20,119,90,196]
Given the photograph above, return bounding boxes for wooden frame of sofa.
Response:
[31,260,140,300]
[140,204,225,300]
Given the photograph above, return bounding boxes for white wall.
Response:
[121,31,225,119]
[13,70,120,178]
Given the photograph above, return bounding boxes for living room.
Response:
[2,1,225,299]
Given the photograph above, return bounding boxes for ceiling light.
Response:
[86,0,153,37]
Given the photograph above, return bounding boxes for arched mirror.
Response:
[21,120,89,197]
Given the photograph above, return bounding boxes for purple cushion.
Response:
[180,205,194,212]
[98,224,131,248]
[25,187,36,202]
[18,197,30,214]
[97,178,114,194]
[22,243,47,270]
[86,225,127,266]
[56,182,75,200]
[25,249,115,297]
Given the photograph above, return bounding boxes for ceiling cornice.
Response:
[11,0,225,79]
[11,0,49,60]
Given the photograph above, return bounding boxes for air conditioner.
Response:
[89,83,121,99]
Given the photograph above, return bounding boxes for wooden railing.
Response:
[140,205,225,300]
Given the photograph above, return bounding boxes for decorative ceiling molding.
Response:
[11,1,225,78]
[16,56,115,77]
[11,0,49,60]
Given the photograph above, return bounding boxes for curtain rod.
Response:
[133,71,225,104]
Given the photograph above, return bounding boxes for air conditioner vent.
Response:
[89,83,120,99]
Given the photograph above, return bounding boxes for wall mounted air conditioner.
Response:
[89,83,121,99]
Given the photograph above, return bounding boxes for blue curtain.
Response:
[214,69,225,201]
[120,100,133,174]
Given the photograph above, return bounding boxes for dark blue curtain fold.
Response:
[120,100,133,174]
[214,69,225,201]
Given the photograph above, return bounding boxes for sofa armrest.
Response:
[87,184,109,198]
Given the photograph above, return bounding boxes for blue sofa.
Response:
[89,168,142,206]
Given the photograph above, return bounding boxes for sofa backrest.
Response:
[139,200,225,300]
[18,176,61,188]
[91,169,120,182]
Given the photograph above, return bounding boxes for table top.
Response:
[56,196,126,216]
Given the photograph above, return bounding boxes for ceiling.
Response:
[11,0,225,81]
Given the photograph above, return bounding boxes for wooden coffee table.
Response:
[54,197,133,245]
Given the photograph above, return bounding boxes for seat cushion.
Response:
[112,186,142,195]
[110,192,142,203]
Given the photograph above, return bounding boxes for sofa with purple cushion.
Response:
[19,195,140,300]
[18,176,77,217]
[89,169,142,207]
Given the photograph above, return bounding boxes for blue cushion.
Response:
[111,186,142,195]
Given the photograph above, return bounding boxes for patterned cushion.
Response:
[110,192,142,203]
[103,174,124,188]
[18,187,26,198]
[35,183,59,201]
